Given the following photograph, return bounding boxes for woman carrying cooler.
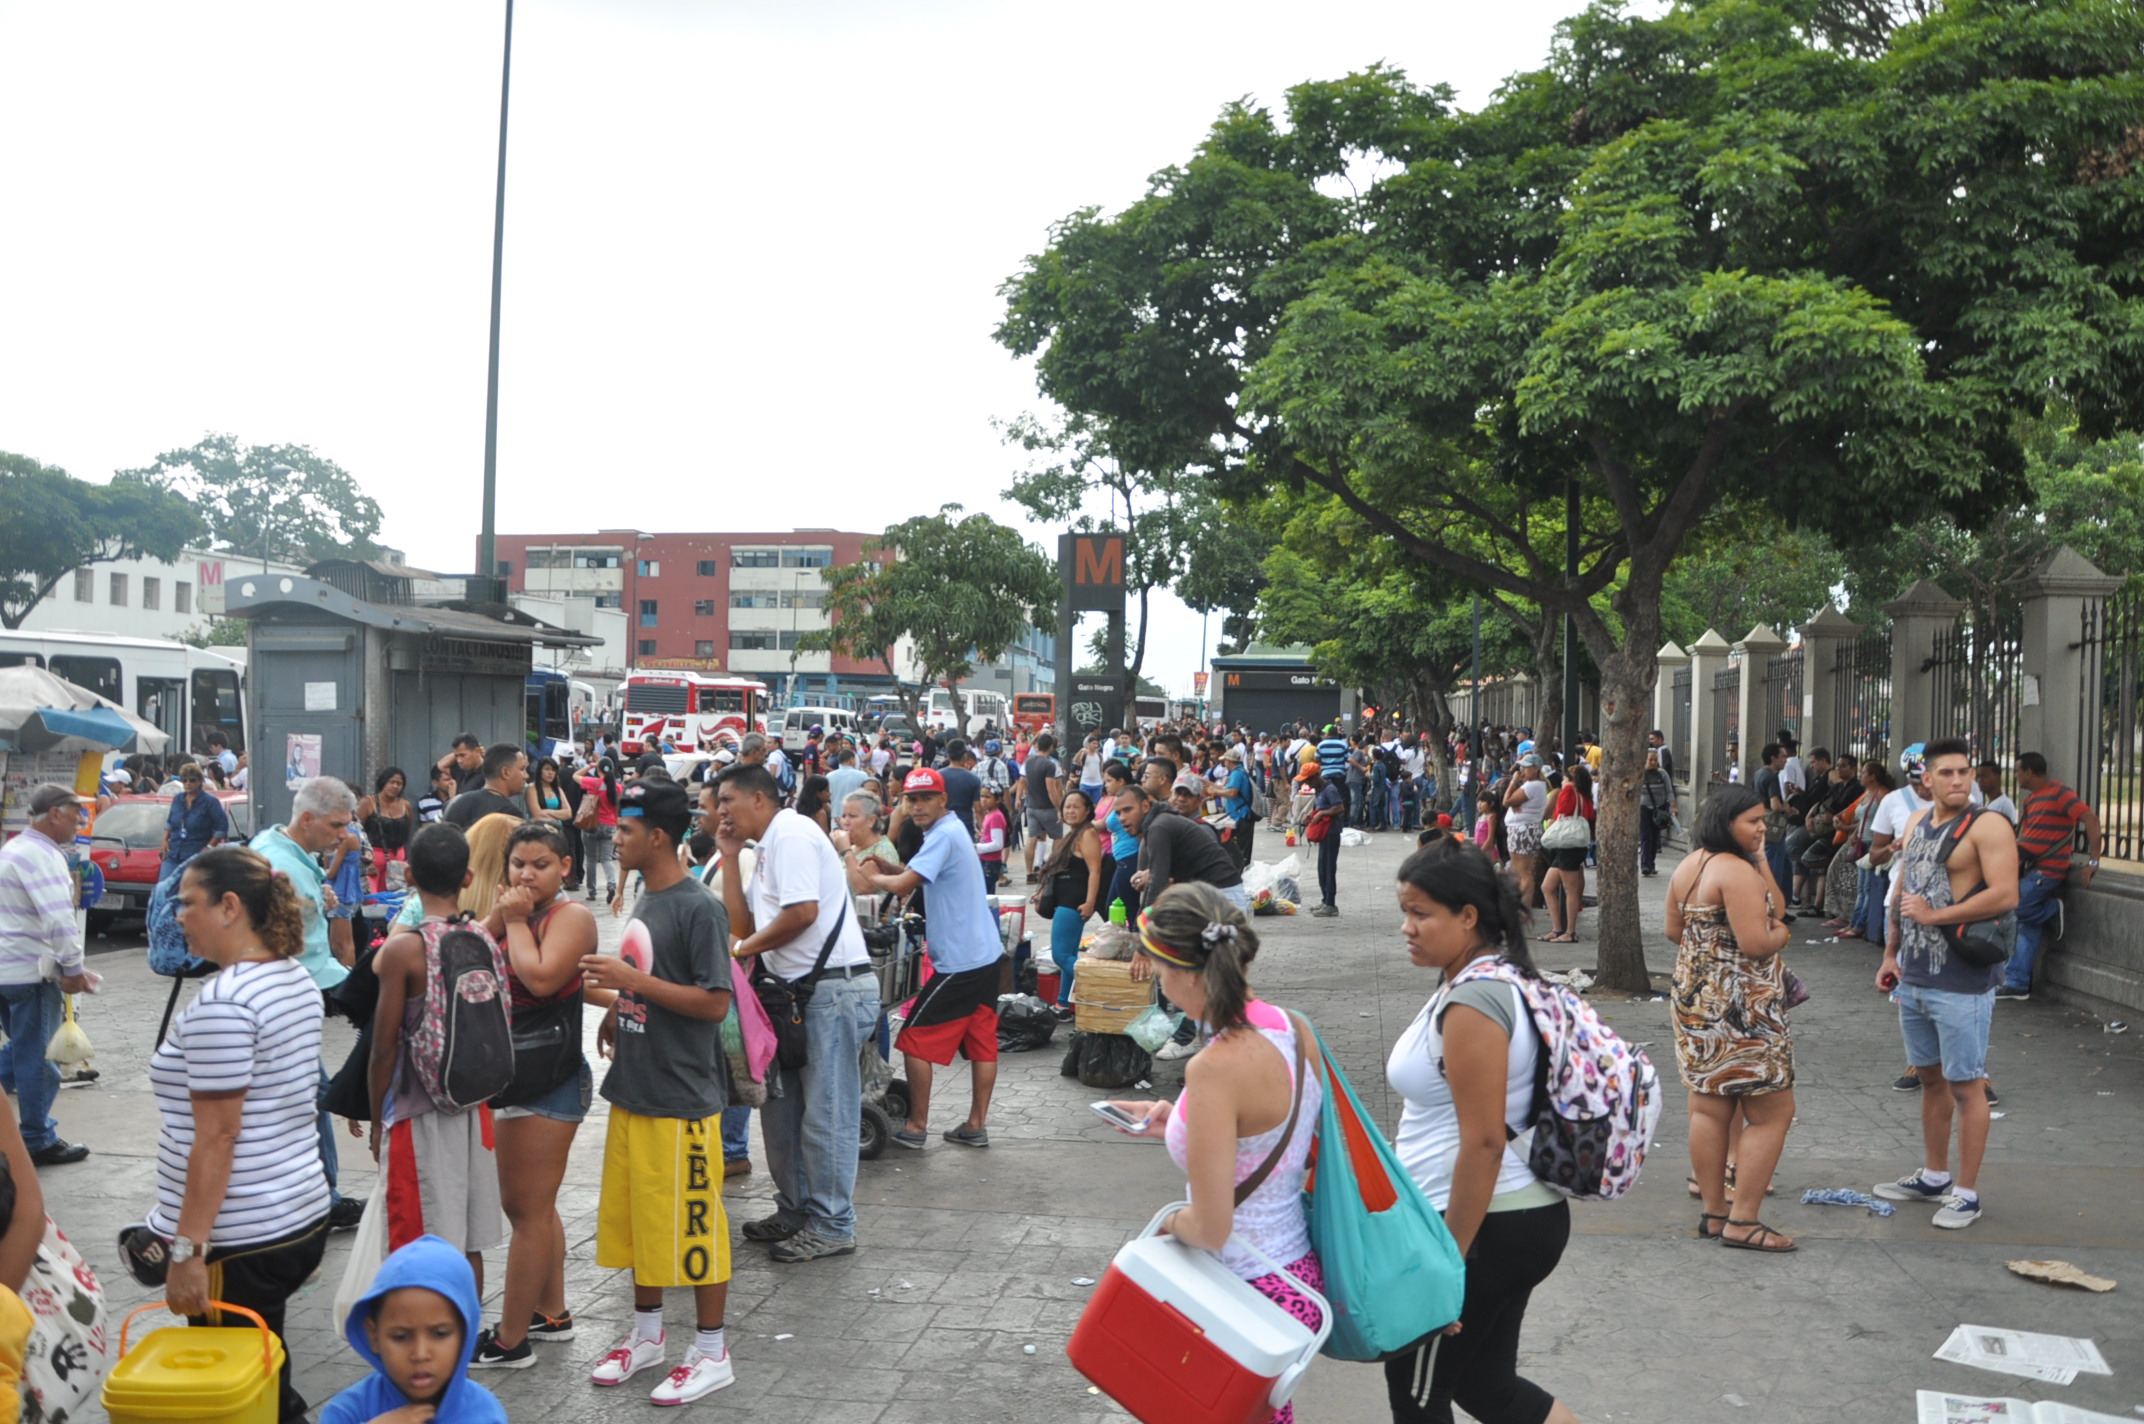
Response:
[1386,840,1580,1424]
[154,847,332,1423]
[1030,789,1103,1012]
[1100,884,1324,1424]
[1663,786,1796,1252]
[471,820,599,1369]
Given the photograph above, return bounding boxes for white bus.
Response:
[923,687,1010,738]
[0,629,248,758]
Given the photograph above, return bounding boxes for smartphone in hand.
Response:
[1091,1101,1148,1133]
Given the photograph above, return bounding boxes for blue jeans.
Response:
[2003,871,2066,992]
[0,982,63,1151]
[315,1064,343,1206]
[1764,843,1794,903]
[722,1104,752,1162]
[1347,776,1367,823]
[1106,857,1139,922]
[760,972,879,1242]
[1852,867,1888,936]
[1050,907,1084,1006]
[1896,982,1996,1082]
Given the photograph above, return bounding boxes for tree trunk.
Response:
[884,654,924,735]
[1420,682,1456,821]
[1530,618,1563,760]
[1583,575,1670,994]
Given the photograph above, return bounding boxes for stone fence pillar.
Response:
[1687,627,1732,800]
[1885,579,1966,752]
[1797,605,1861,761]
[1733,624,1787,785]
[2020,546,2125,787]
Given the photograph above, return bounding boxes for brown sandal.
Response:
[1720,1219,1797,1253]
[1697,1213,1729,1239]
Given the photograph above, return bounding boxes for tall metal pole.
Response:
[1469,591,1482,761]
[1563,477,1581,752]
[477,0,514,588]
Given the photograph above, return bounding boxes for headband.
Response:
[1133,907,1201,969]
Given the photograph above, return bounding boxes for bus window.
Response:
[51,655,121,703]
[139,677,186,746]
[698,688,746,715]
[190,668,245,754]
[0,652,42,670]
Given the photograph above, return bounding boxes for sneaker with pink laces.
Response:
[590,1331,666,1387]
[649,1345,735,1406]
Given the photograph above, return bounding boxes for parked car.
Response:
[85,791,250,931]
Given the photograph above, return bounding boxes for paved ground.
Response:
[44,834,2144,1422]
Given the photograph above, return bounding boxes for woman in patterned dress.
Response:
[1663,785,1798,1252]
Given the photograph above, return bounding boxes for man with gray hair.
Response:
[0,784,96,1164]
[249,776,366,1228]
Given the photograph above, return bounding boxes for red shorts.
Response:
[894,961,1000,1065]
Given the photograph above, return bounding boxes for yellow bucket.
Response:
[101,1301,284,1424]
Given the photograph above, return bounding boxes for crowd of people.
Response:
[0,693,2113,1422]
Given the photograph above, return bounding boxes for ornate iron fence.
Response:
[1712,665,1741,780]
[2078,588,2144,864]
[1927,609,2025,792]
[1764,651,1804,746]
[1671,665,1692,779]
[1832,629,1892,769]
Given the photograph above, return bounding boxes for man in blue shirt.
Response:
[1217,746,1257,869]
[857,769,1001,1151]
[1317,724,1350,782]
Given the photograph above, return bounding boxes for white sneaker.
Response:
[590,1331,666,1386]
[650,1346,735,1406]
[1155,1037,1202,1061]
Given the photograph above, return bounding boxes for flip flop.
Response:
[1719,1219,1796,1253]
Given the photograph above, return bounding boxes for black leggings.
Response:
[199,1216,330,1423]
[1384,1200,1570,1424]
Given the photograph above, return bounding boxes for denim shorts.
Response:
[493,1059,594,1123]
[1894,982,1995,1083]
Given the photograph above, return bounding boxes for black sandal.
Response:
[1697,1212,1729,1239]
[1719,1219,1797,1253]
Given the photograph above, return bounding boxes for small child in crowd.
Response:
[322,1234,507,1424]
[975,785,1007,894]
[368,824,508,1285]
[576,777,739,1405]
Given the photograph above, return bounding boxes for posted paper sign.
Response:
[285,733,322,785]
[304,681,338,711]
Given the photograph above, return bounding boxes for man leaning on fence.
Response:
[1998,752,2105,1002]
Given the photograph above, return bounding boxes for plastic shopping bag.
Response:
[331,1191,388,1330]
[46,996,94,1068]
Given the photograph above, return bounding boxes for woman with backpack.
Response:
[1387,839,1581,1424]
[1098,884,1324,1424]
[577,759,621,904]
[470,820,600,1369]
[1663,785,1797,1252]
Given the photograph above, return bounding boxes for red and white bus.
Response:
[619,669,770,755]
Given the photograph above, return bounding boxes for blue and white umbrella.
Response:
[0,665,171,754]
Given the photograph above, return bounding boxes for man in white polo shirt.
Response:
[713,762,875,1263]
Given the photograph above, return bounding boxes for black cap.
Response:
[617,777,692,826]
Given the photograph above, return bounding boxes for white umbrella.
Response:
[0,665,171,754]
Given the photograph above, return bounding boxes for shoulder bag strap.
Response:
[1234,1012,1309,1206]
[811,898,849,978]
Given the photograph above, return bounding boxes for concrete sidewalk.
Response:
[42,835,2144,1421]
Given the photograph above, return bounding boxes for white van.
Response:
[923,688,1010,740]
[781,705,858,753]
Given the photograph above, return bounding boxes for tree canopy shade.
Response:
[798,506,1058,733]
[998,0,2144,989]
[0,453,205,629]
[122,434,383,566]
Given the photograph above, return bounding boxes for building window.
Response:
[780,590,825,610]
[175,582,191,614]
[637,639,658,656]
[695,640,716,658]
[697,560,719,576]
[575,551,620,569]
[639,599,659,628]
[73,569,92,602]
[142,577,160,611]
[694,600,716,616]
[637,560,659,577]
[732,550,779,568]
[524,549,554,569]
[779,630,805,650]
[109,572,128,606]
[593,593,621,609]
[496,560,512,578]
[730,631,776,650]
[729,591,775,609]
[781,548,833,568]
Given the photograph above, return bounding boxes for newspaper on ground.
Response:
[1916,1389,2133,1424]
[1933,1325,2112,1386]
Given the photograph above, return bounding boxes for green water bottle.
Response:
[1109,898,1128,925]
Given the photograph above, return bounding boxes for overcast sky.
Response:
[2,0,1573,697]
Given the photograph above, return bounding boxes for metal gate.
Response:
[1927,610,2023,770]
[1671,665,1692,780]
[1712,665,1740,780]
[1832,630,1892,768]
[1764,651,1804,744]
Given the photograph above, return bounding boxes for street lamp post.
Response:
[476,0,515,590]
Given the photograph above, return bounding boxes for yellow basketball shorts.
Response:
[596,1107,732,1288]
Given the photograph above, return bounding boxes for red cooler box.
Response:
[1067,1203,1328,1424]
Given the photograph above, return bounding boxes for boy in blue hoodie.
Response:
[323,1234,506,1424]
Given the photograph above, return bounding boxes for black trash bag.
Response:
[1076,1031,1152,1089]
[996,994,1059,1053]
[1013,947,1039,997]
[1061,1031,1085,1078]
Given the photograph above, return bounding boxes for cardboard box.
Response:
[1072,955,1151,1035]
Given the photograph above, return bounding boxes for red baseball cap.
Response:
[902,768,946,795]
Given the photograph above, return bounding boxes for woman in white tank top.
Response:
[1100,884,1324,1424]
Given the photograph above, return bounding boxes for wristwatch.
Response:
[170,1235,201,1266]
[2083,858,2100,868]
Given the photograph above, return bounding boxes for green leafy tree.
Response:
[0,453,205,629]
[799,507,1058,732]
[1000,2,2144,989]
[1660,510,1850,649]
[122,434,382,565]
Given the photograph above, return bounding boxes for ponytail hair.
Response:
[184,846,306,960]
[1138,882,1261,1032]
[1395,838,1537,977]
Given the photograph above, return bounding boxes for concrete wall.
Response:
[2048,871,2144,1018]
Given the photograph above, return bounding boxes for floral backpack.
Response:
[408,915,514,1112]
[1448,959,1660,1201]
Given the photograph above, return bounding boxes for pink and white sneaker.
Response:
[650,1346,735,1406]
[590,1330,666,1386]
